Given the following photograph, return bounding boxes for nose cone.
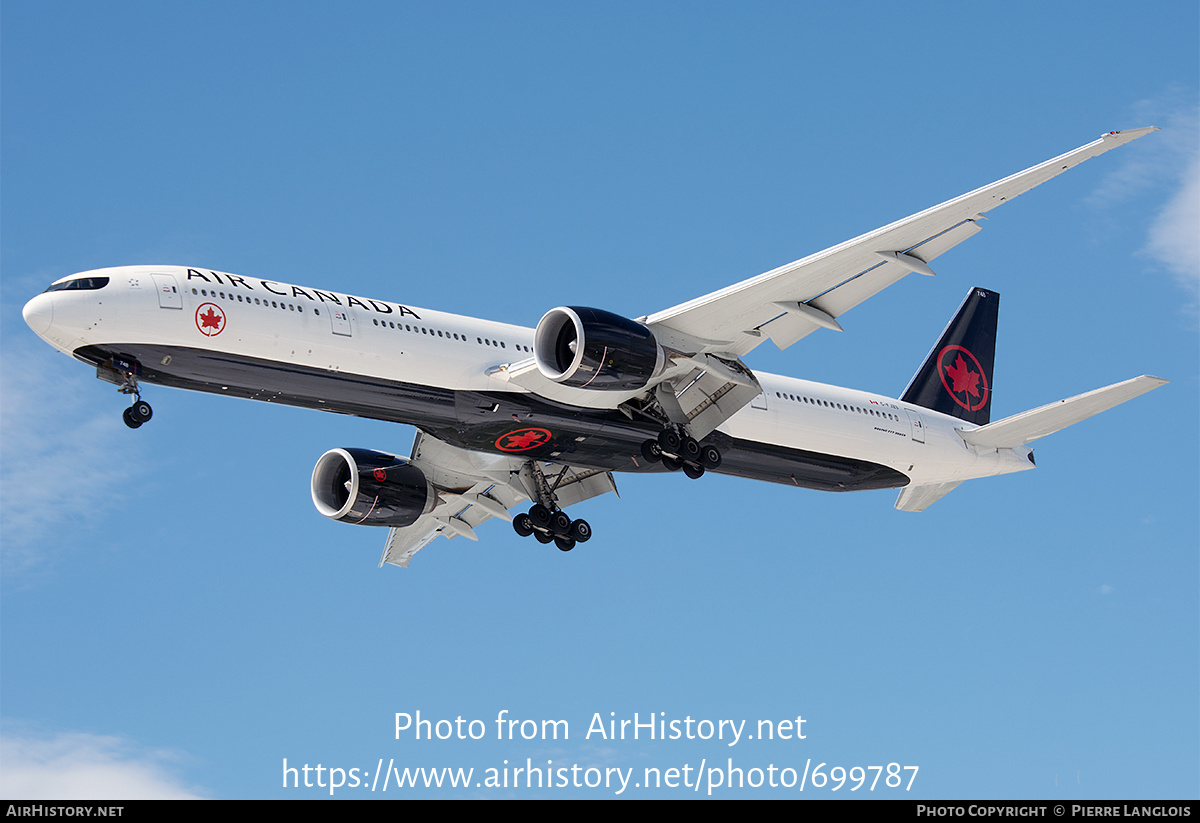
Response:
[22,293,54,336]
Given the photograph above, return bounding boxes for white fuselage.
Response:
[23,266,1034,491]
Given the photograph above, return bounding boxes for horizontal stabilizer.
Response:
[895,481,963,512]
[959,375,1167,449]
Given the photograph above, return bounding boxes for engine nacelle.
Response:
[311,448,436,527]
[533,306,664,390]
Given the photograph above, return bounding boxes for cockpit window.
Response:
[44,277,110,293]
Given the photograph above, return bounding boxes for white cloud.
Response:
[0,730,206,800]
[0,337,145,575]
[1090,93,1200,307]
[1146,149,1200,299]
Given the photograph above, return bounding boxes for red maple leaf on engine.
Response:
[945,354,981,399]
[199,307,223,330]
[505,430,547,450]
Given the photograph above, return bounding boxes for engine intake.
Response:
[533,306,663,390]
[311,448,436,527]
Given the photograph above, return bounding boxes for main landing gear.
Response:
[510,461,592,552]
[512,504,592,552]
[640,428,721,479]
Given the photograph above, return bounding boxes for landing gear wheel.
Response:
[701,444,722,469]
[554,535,576,552]
[681,436,701,462]
[661,455,683,472]
[550,510,572,535]
[657,429,681,454]
[683,462,705,479]
[513,513,534,537]
[130,400,153,424]
[529,504,552,528]
[570,519,592,543]
[534,530,554,544]
[122,407,142,429]
[640,439,663,463]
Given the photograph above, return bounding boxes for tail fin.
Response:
[901,287,998,425]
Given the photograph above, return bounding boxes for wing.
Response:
[643,128,1157,356]
[501,129,1154,441]
[379,431,618,568]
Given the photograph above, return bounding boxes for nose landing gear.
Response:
[112,359,153,429]
[122,399,153,429]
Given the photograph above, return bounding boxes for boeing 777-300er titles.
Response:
[23,129,1168,567]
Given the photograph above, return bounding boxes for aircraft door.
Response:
[905,408,926,443]
[329,308,352,337]
[151,274,182,309]
[750,393,768,410]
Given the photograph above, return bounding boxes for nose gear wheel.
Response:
[115,366,153,429]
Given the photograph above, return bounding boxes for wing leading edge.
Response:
[643,128,1158,357]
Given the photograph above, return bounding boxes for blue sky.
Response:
[2,1,1196,799]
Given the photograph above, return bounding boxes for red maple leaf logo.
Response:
[494,427,553,452]
[195,303,226,336]
[945,354,981,399]
[199,308,222,330]
[504,430,547,450]
[936,345,989,412]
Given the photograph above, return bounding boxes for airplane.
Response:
[22,128,1167,568]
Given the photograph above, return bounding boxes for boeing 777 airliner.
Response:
[22,129,1166,567]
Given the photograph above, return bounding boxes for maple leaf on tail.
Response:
[945,354,981,399]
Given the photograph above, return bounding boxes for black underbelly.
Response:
[75,343,909,493]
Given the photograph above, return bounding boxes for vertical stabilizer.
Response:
[901,288,998,426]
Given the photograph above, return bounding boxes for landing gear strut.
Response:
[640,426,721,479]
[115,364,153,429]
[510,463,593,552]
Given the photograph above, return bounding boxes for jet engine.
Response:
[533,306,664,390]
[311,448,436,527]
